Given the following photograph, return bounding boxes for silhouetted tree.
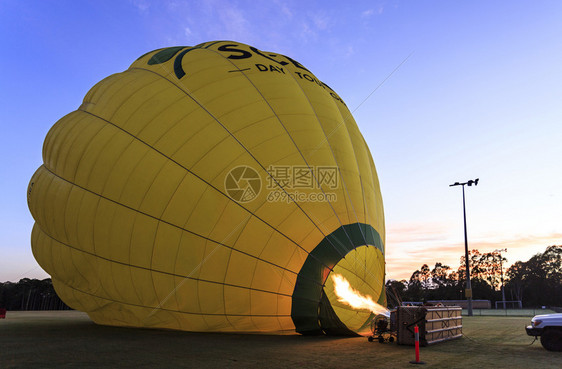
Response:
[385,279,407,308]
[505,245,562,307]
[457,249,501,302]
[429,263,463,300]
[0,278,71,311]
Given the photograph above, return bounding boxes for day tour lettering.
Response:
[148,43,345,105]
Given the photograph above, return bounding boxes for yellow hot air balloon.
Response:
[27,41,386,335]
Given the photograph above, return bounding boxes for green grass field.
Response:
[1,311,561,368]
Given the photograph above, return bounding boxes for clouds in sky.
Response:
[362,6,384,18]
[131,0,150,13]
[386,222,562,281]
[125,0,382,59]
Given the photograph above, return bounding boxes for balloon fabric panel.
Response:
[28,41,386,335]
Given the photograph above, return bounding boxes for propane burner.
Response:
[368,314,396,343]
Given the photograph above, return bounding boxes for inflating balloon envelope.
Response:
[27,41,386,335]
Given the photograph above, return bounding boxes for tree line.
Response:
[2,245,560,311]
[386,245,562,308]
[0,278,71,311]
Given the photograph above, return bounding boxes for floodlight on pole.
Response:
[449,178,479,316]
[494,248,507,309]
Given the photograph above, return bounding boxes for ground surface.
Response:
[1,311,561,368]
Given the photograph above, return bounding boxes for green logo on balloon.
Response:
[225,166,261,203]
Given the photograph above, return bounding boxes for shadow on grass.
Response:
[1,312,560,368]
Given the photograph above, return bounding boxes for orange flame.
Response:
[331,273,389,317]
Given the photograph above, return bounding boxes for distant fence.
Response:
[428,300,491,309]
[462,308,557,317]
[402,300,491,309]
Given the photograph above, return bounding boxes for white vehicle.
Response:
[526,313,562,351]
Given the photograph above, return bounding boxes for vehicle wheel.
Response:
[389,336,395,343]
[368,336,374,342]
[540,328,562,352]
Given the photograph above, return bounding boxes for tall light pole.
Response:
[494,248,507,309]
[450,178,479,316]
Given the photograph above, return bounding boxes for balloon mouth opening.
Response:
[322,248,388,335]
[291,226,385,336]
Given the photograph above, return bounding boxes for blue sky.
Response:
[1,0,561,281]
